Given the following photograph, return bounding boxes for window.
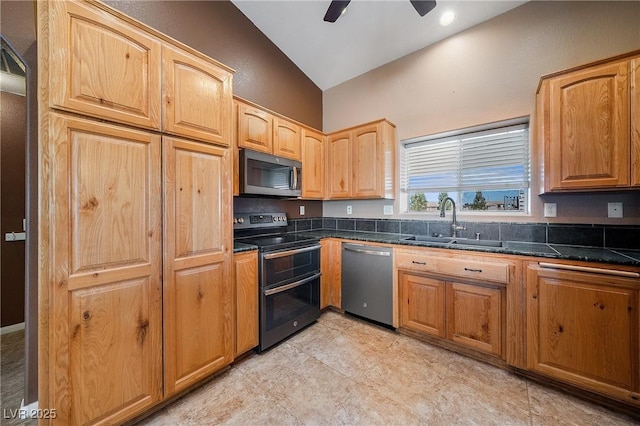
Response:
[400,118,530,214]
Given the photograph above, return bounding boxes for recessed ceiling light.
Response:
[440,10,455,26]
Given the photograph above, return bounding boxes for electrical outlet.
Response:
[543,203,557,218]
[346,205,353,215]
[383,205,393,215]
[299,205,305,216]
[608,202,623,218]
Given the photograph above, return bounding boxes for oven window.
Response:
[264,276,319,331]
[263,248,320,286]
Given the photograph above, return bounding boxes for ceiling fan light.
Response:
[440,10,455,26]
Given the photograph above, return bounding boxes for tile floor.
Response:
[0,330,36,426]
[138,311,639,426]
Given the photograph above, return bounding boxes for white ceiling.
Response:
[231,0,527,91]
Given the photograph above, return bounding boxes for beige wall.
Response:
[322,1,640,225]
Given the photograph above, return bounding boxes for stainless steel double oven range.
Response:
[234,212,320,352]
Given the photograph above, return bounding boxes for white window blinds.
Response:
[401,122,530,193]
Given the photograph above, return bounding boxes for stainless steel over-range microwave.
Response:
[239,149,302,198]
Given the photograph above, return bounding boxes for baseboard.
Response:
[19,399,38,419]
[0,322,25,335]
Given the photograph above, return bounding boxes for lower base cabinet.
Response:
[321,239,342,309]
[400,271,505,358]
[526,263,640,406]
[234,250,259,356]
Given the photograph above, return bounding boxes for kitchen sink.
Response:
[401,235,454,243]
[449,239,503,247]
[401,235,503,248]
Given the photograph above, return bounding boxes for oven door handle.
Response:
[264,273,321,296]
[262,244,321,260]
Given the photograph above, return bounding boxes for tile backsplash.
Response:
[286,217,640,250]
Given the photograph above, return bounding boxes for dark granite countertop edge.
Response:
[233,241,258,253]
[291,230,640,267]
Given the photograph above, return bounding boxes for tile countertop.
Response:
[291,230,640,267]
[232,229,640,267]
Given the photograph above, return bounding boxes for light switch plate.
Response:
[346,205,353,215]
[543,203,557,218]
[383,205,393,215]
[608,202,623,218]
[299,205,305,216]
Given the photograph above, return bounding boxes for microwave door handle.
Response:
[292,166,298,190]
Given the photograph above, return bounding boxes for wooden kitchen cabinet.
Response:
[163,136,233,396]
[40,0,236,422]
[273,117,302,161]
[47,0,162,130]
[327,130,352,199]
[45,114,163,424]
[236,99,273,154]
[632,58,640,187]
[301,128,326,199]
[526,262,640,406]
[321,238,342,309]
[447,282,503,356]
[234,250,258,356]
[162,44,233,146]
[537,51,640,192]
[326,119,396,199]
[396,247,510,359]
[400,272,446,337]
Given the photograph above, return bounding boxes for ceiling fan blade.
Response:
[324,0,351,22]
[410,0,437,17]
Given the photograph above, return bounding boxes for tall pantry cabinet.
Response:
[38,0,234,424]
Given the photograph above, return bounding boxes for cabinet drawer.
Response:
[396,249,509,284]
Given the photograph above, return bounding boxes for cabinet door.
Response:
[352,123,383,198]
[327,131,352,198]
[400,273,446,337]
[163,136,233,396]
[234,251,258,356]
[632,59,640,187]
[49,114,162,425]
[527,265,639,402]
[302,129,326,199]
[48,0,161,129]
[162,45,233,146]
[237,101,273,153]
[447,282,503,356]
[320,239,342,308]
[548,61,630,190]
[274,117,302,161]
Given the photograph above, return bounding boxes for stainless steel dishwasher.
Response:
[341,243,393,327]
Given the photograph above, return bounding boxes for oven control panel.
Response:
[233,212,288,229]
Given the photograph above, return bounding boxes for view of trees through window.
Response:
[408,190,524,212]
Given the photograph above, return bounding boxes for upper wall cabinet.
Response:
[237,101,273,154]
[48,0,233,146]
[162,45,233,146]
[327,119,396,199]
[537,51,640,192]
[302,128,326,199]
[48,0,162,130]
[235,99,301,161]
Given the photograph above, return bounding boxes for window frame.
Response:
[399,117,531,216]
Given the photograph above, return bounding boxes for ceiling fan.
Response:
[323,0,437,23]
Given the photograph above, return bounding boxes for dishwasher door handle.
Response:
[343,246,391,256]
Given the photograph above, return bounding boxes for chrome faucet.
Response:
[439,197,465,238]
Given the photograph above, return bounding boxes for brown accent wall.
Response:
[1,91,27,327]
[105,0,323,130]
